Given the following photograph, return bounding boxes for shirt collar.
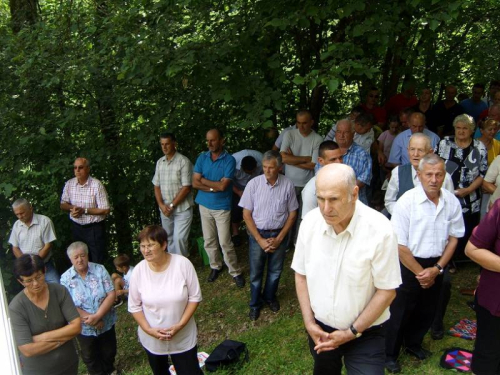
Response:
[69,262,97,279]
[162,152,178,164]
[73,176,93,187]
[414,184,443,206]
[265,174,281,187]
[321,201,360,238]
[204,149,228,160]
[18,214,39,228]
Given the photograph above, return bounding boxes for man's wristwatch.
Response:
[350,324,362,338]
[434,263,444,274]
[84,208,88,215]
[210,188,214,192]
[169,203,174,209]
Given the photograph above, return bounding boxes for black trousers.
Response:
[71,220,106,263]
[385,257,442,360]
[431,265,451,333]
[77,325,117,375]
[144,345,203,375]
[472,297,500,375]
[308,319,385,375]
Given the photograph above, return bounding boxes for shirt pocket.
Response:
[272,198,287,215]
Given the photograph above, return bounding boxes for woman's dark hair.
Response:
[387,114,400,125]
[137,225,168,246]
[13,254,45,280]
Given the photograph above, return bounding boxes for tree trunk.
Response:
[9,0,39,33]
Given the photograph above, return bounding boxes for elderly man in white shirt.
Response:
[385,154,465,374]
[292,163,401,375]
[384,133,454,215]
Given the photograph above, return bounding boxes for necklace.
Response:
[24,286,49,318]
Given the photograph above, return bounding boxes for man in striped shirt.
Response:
[239,150,298,321]
[60,157,110,263]
[153,133,194,257]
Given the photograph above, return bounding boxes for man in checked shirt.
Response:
[60,157,110,263]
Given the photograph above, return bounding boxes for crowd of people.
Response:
[6,80,500,375]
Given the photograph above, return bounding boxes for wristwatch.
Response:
[350,324,362,338]
[169,203,174,209]
[84,208,88,215]
[210,188,214,192]
[434,263,444,274]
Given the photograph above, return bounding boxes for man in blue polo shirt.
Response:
[193,129,244,287]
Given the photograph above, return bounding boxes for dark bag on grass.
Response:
[205,339,249,372]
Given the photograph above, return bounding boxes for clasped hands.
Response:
[149,324,182,341]
[415,267,439,289]
[82,314,105,330]
[257,237,282,253]
[70,206,85,218]
[307,322,353,354]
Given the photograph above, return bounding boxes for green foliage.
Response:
[0,0,499,275]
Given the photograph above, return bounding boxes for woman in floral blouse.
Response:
[61,241,117,375]
[435,114,488,261]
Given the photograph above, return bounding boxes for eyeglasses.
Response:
[140,243,158,251]
[73,166,86,170]
[368,94,380,99]
[21,273,45,285]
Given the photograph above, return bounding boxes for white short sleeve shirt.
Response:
[391,185,465,258]
[291,202,402,330]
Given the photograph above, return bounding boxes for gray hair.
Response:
[67,241,89,258]
[453,114,475,132]
[262,150,282,168]
[418,153,445,171]
[75,157,90,168]
[12,198,31,210]
[337,118,355,132]
[408,133,432,150]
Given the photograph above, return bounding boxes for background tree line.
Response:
[1,0,499,292]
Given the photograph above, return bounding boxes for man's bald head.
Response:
[409,112,426,134]
[317,164,357,198]
[316,164,358,231]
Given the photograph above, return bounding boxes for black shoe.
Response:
[233,275,245,288]
[385,360,401,373]
[231,235,242,247]
[431,330,444,340]
[267,299,280,312]
[405,347,432,360]
[249,308,260,321]
[207,268,221,282]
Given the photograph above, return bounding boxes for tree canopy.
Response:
[1,0,499,278]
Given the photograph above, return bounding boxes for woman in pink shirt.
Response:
[128,225,202,375]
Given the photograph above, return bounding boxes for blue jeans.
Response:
[45,260,60,284]
[249,229,287,309]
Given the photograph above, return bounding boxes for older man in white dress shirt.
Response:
[292,163,401,375]
[385,154,465,373]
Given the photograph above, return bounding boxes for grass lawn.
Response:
[81,243,479,374]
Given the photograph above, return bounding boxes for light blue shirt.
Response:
[61,262,116,336]
[388,129,440,165]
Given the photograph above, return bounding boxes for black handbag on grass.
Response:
[205,340,249,372]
